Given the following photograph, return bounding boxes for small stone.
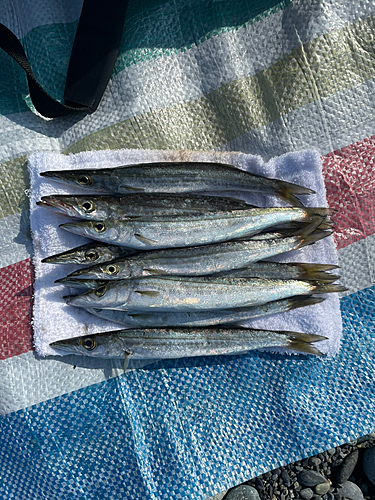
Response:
[309,457,322,466]
[282,470,291,487]
[299,488,314,499]
[271,474,278,481]
[255,478,264,490]
[336,449,359,484]
[226,485,261,500]
[295,466,304,472]
[298,471,327,488]
[293,482,301,491]
[314,483,330,495]
[362,446,375,485]
[326,493,334,500]
[263,472,272,480]
[327,449,336,456]
[336,481,364,500]
[358,434,375,444]
[360,482,369,495]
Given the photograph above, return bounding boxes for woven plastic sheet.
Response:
[1,288,374,500]
[1,1,375,499]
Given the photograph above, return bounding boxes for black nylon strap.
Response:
[0,0,129,118]
[64,0,129,110]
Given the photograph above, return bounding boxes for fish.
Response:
[50,327,327,360]
[37,193,252,219]
[60,207,331,250]
[40,162,315,205]
[64,231,330,280]
[64,275,346,311]
[41,241,137,265]
[82,296,325,328]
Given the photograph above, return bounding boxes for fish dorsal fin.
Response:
[135,290,160,297]
[134,233,156,245]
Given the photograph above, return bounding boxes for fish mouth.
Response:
[37,196,74,213]
[59,221,89,235]
[66,267,93,278]
[40,171,73,182]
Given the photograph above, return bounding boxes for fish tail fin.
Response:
[318,220,334,231]
[295,263,340,272]
[287,340,325,356]
[305,207,335,218]
[298,230,333,248]
[299,263,340,283]
[275,179,315,206]
[313,283,348,294]
[288,296,325,310]
[283,331,327,356]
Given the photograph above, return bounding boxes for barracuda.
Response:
[40,161,315,205]
[37,193,252,219]
[50,327,327,361]
[64,276,346,312]
[64,231,330,280]
[60,207,331,250]
[82,296,325,328]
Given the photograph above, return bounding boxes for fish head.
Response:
[42,248,89,264]
[59,220,123,243]
[68,260,125,280]
[65,281,130,309]
[37,195,104,219]
[40,169,108,191]
[50,333,113,357]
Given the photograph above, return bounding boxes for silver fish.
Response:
[50,327,327,359]
[40,162,315,205]
[60,207,331,250]
[37,193,253,219]
[64,231,329,280]
[64,276,345,311]
[83,296,325,328]
[41,241,137,265]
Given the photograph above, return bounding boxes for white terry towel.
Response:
[28,149,341,357]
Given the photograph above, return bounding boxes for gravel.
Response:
[210,432,375,500]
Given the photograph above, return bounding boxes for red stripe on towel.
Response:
[0,259,34,360]
[322,136,375,250]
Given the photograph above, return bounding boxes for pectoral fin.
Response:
[135,290,160,297]
[144,268,163,275]
[134,233,156,245]
[124,350,132,372]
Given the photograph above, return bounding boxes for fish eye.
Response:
[80,200,95,213]
[93,222,106,233]
[80,337,96,351]
[78,174,91,185]
[105,264,119,275]
[94,284,107,296]
[85,250,99,261]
